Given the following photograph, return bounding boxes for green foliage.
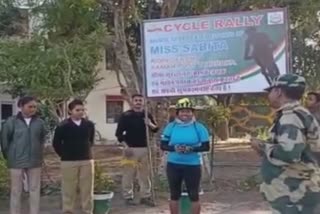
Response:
[0,156,9,198]
[237,94,269,106]
[256,126,269,140]
[0,0,24,36]
[156,176,169,192]
[0,0,105,122]
[37,103,59,132]
[295,43,320,91]
[202,105,231,130]
[0,32,104,101]
[94,163,115,193]
[36,0,103,40]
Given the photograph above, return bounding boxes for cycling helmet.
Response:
[175,98,195,110]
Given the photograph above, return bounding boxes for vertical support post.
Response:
[140,20,156,204]
[144,101,156,203]
[209,133,215,183]
[285,7,293,73]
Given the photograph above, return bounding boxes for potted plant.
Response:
[94,163,115,214]
[178,182,204,214]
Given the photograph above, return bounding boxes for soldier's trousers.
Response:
[268,193,320,214]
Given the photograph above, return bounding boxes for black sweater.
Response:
[115,110,158,147]
[53,118,95,161]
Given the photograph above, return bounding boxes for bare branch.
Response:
[115,68,125,88]
[208,95,218,103]
[160,0,180,18]
[62,47,74,95]
[121,0,135,15]
[126,39,142,89]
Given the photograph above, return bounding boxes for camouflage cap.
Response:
[264,73,306,92]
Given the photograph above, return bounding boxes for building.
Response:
[85,56,130,143]
[0,93,18,125]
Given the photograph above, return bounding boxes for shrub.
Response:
[0,155,9,198]
[94,162,114,194]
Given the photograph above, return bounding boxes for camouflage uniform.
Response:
[261,74,320,214]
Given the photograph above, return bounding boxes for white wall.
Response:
[85,62,129,143]
[0,93,17,104]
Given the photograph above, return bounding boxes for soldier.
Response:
[250,74,320,213]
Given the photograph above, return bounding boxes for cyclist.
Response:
[161,98,210,214]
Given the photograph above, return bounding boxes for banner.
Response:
[142,8,289,97]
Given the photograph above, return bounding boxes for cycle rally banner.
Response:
[142,8,290,97]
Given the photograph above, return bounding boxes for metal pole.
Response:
[285,7,292,73]
[144,99,156,203]
[140,21,156,204]
[209,133,215,183]
[147,0,152,19]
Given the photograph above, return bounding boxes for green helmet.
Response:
[264,73,306,92]
[176,98,195,110]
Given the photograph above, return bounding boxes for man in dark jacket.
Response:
[306,91,320,124]
[1,96,48,214]
[115,94,158,206]
[53,99,95,214]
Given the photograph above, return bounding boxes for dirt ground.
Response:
[0,142,272,213]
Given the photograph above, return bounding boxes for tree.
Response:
[0,0,105,121]
[0,0,26,37]
[101,0,179,99]
[104,0,320,140]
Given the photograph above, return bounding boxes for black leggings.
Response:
[166,162,201,202]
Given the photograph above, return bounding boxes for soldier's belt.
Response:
[284,167,313,179]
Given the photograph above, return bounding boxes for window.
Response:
[0,102,15,127]
[1,104,13,122]
[106,95,124,123]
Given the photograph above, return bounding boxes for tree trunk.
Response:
[113,4,139,97]
[216,119,229,141]
[161,0,180,17]
[215,95,231,140]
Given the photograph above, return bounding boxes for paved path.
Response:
[0,204,271,214]
[0,192,271,214]
[113,202,271,214]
